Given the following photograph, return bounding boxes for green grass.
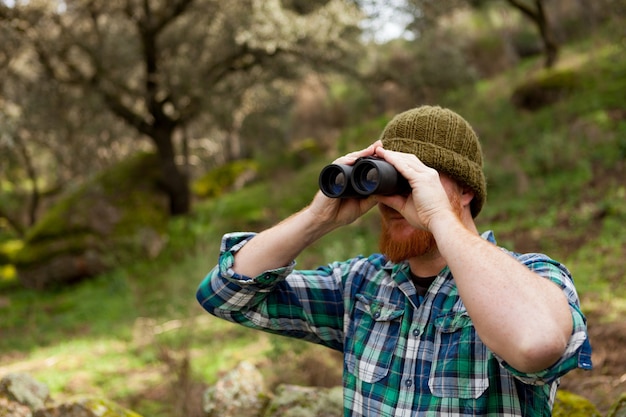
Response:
[1,31,625,416]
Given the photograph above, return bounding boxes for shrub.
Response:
[192,159,259,199]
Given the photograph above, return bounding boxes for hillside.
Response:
[1,28,625,416]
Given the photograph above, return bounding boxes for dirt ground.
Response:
[0,309,622,416]
[559,310,626,414]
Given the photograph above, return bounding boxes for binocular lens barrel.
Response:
[319,164,358,198]
[352,159,395,195]
[354,164,379,194]
[318,157,410,198]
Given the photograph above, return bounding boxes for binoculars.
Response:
[319,157,411,198]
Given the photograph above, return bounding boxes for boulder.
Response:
[0,397,32,417]
[263,384,343,417]
[511,69,580,111]
[0,373,144,417]
[0,372,50,411]
[202,361,268,417]
[34,397,143,417]
[13,152,169,289]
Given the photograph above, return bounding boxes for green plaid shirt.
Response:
[197,231,592,417]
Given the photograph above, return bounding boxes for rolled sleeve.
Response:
[217,232,296,287]
[196,232,296,315]
[502,302,592,385]
[196,232,347,350]
[499,254,593,384]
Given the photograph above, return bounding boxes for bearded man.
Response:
[197,106,592,416]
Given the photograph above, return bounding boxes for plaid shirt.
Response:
[197,231,592,417]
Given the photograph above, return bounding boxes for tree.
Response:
[1,5,141,234]
[404,0,466,35]
[505,0,558,68]
[2,0,362,215]
[401,0,558,68]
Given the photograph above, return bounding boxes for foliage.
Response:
[192,160,259,199]
[0,240,22,265]
[369,32,477,107]
[1,0,364,215]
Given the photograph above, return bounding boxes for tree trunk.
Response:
[15,133,40,227]
[533,0,558,68]
[152,128,191,216]
[506,0,559,68]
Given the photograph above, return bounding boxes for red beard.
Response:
[378,192,463,263]
[379,218,436,263]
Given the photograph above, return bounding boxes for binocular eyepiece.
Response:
[319,156,411,198]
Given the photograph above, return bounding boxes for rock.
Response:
[263,384,343,417]
[0,396,32,417]
[511,69,580,111]
[33,397,143,417]
[552,390,601,417]
[0,373,50,411]
[202,361,268,417]
[13,152,169,289]
[0,372,144,417]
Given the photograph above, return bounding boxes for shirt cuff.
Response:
[500,303,591,385]
[218,232,296,287]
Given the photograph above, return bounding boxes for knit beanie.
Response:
[380,105,487,217]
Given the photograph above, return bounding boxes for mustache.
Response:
[378,203,403,219]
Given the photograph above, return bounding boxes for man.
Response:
[197,106,592,416]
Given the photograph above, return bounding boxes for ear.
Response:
[460,186,475,208]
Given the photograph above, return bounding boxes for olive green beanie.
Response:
[380,105,487,217]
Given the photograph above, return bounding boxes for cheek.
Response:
[384,218,416,240]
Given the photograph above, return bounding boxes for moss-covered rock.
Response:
[263,384,343,417]
[202,361,268,417]
[0,373,143,417]
[0,373,50,411]
[552,390,601,417]
[511,69,581,111]
[13,152,169,289]
[34,397,144,417]
[0,397,31,417]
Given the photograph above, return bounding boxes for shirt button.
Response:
[405,379,412,388]
[373,311,381,319]
[412,328,420,337]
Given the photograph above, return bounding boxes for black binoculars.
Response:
[318,156,411,198]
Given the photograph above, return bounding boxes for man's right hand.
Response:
[229,141,382,278]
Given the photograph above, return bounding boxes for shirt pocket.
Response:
[428,311,489,399]
[345,294,404,383]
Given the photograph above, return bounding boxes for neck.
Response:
[408,251,447,278]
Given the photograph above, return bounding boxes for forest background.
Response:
[1,0,625,416]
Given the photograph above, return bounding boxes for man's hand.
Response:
[374,149,573,374]
[307,141,382,228]
[373,147,457,231]
[230,141,382,278]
